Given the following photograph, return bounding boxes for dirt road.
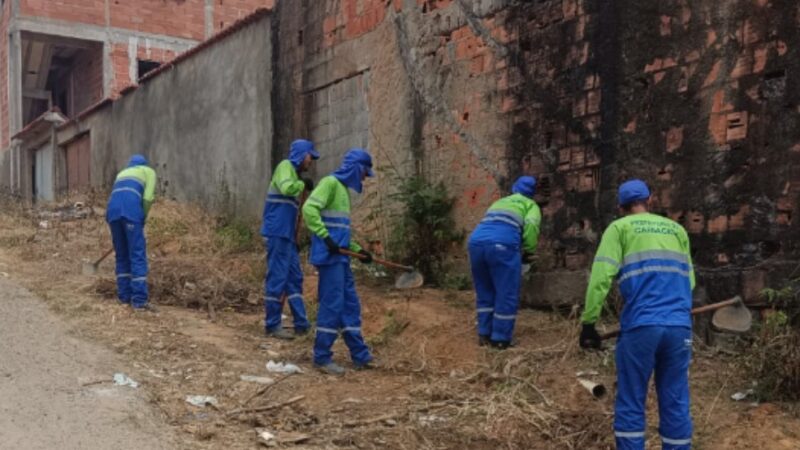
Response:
[0,276,175,450]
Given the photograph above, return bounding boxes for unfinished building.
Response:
[0,0,274,201]
[2,0,799,307]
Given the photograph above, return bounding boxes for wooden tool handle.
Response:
[94,247,114,265]
[339,249,415,272]
[600,295,743,341]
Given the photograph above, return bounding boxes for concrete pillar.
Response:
[8,30,22,136]
[204,0,214,39]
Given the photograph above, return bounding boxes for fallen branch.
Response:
[344,413,399,428]
[226,395,304,416]
[240,374,292,408]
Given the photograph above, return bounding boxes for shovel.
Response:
[340,249,424,289]
[82,248,114,275]
[600,296,751,340]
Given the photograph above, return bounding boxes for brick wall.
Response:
[71,46,105,114]
[213,0,276,33]
[21,0,106,26]
[273,0,800,303]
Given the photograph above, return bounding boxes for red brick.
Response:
[644,58,663,73]
[708,113,727,145]
[666,126,684,152]
[726,111,748,141]
[586,89,601,114]
[729,205,750,230]
[686,211,705,234]
[707,29,718,47]
[707,215,728,233]
[776,40,788,56]
[660,15,671,36]
[712,90,733,113]
[572,94,587,117]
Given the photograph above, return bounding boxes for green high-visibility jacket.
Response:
[302,175,363,266]
[582,212,695,331]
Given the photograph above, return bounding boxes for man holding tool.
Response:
[468,176,541,349]
[302,148,375,375]
[106,154,157,312]
[580,179,695,450]
[260,139,319,340]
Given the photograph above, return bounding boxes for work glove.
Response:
[358,249,373,264]
[324,236,340,254]
[302,178,314,192]
[522,253,535,264]
[579,323,602,350]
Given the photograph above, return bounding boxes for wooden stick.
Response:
[600,296,743,340]
[340,248,415,271]
[227,395,304,416]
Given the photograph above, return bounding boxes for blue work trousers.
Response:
[264,237,309,332]
[468,242,521,343]
[313,262,372,366]
[615,326,693,450]
[109,219,148,307]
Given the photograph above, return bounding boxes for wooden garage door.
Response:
[66,133,91,191]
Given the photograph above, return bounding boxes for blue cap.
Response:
[512,176,537,197]
[343,148,374,177]
[128,154,148,167]
[618,179,650,206]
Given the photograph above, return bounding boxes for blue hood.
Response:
[332,148,374,194]
[512,176,537,198]
[128,154,148,167]
[288,139,320,168]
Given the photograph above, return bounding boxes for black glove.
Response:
[302,178,314,192]
[358,249,373,264]
[324,236,340,254]
[579,323,602,350]
[522,253,535,264]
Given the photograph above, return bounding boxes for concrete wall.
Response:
[81,12,273,217]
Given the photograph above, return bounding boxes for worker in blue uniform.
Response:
[260,139,319,339]
[302,149,375,375]
[106,154,157,312]
[467,176,541,349]
[580,179,695,450]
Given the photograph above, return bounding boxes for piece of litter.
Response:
[384,419,398,426]
[342,397,363,404]
[418,414,447,426]
[0,272,8,277]
[266,360,303,374]
[112,373,139,388]
[38,220,49,229]
[185,395,219,407]
[240,375,275,385]
[576,370,599,377]
[256,429,276,446]
[731,389,754,401]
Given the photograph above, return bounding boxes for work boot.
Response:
[315,362,346,376]
[478,335,491,347]
[354,360,379,371]
[132,303,158,314]
[117,298,131,306]
[294,328,309,337]
[267,327,295,340]
[489,340,514,350]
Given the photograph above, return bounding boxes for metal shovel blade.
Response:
[82,261,99,276]
[712,304,752,333]
[395,271,424,290]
